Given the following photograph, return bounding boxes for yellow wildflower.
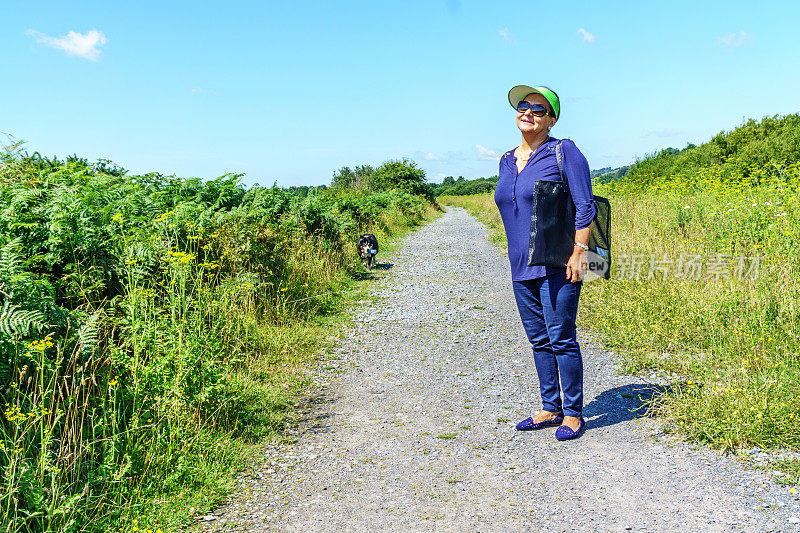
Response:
[27,339,54,352]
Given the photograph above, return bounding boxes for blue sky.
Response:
[2,1,799,187]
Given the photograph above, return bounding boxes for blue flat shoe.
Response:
[515,413,564,431]
[555,418,586,440]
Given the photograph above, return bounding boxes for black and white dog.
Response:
[357,233,379,270]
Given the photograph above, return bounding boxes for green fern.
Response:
[0,299,46,338]
[0,237,24,275]
[8,187,45,211]
[76,310,102,357]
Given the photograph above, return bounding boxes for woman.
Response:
[493,85,596,441]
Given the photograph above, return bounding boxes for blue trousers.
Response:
[512,273,583,418]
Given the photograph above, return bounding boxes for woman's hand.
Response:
[565,249,589,283]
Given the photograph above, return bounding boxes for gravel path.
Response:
[194,207,800,532]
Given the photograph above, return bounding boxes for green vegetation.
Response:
[284,184,329,197]
[331,159,434,202]
[591,165,630,181]
[592,165,631,184]
[759,459,800,486]
[442,114,800,456]
[430,175,498,197]
[622,114,800,180]
[0,146,438,532]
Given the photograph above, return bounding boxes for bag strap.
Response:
[557,140,601,228]
[555,140,570,194]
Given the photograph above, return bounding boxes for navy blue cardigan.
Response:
[493,137,596,281]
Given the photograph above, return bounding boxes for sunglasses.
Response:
[516,101,550,117]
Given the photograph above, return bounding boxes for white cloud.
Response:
[577,28,595,44]
[26,29,107,61]
[476,144,500,161]
[424,152,439,161]
[498,28,515,45]
[716,30,752,48]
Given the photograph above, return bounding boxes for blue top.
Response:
[493,137,596,281]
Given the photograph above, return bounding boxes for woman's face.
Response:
[516,93,557,136]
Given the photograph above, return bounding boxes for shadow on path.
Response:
[348,270,376,281]
[346,262,394,280]
[584,383,679,431]
[292,392,340,436]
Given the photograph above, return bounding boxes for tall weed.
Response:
[0,145,438,531]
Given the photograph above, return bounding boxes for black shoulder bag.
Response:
[527,141,612,279]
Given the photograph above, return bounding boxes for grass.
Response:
[755,458,800,486]
[113,202,443,531]
[0,145,442,532]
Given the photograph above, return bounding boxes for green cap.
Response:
[508,85,560,120]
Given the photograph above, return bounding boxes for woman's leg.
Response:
[512,279,562,414]
[539,273,583,418]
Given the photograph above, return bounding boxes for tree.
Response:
[371,159,433,201]
[331,165,374,190]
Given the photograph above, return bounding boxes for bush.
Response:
[432,176,499,197]
[0,143,436,532]
[370,159,434,202]
[583,114,800,452]
[623,114,800,183]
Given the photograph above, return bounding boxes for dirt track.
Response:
[195,207,800,532]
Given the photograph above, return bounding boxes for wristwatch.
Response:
[574,242,589,251]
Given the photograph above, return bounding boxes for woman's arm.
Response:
[561,139,596,230]
[561,140,596,282]
[567,227,591,282]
